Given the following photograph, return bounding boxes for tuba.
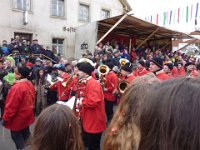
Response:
[118,80,129,94]
[119,58,129,66]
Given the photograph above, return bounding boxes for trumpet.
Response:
[62,73,75,87]
[119,58,129,66]
[118,80,129,94]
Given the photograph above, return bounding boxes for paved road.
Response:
[0,124,34,150]
[0,125,15,150]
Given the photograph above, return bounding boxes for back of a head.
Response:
[31,104,83,150]
[103,74,160,150]
[139,78,200,150]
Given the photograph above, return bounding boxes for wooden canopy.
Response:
[98,14,192,41]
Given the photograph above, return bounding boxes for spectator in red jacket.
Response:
[150,57,169,81]
[2,66,35,150]
[134,60,149,77]
[177,62,186,77]
[77,59,106,150]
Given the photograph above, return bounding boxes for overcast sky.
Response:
[127,0,200,33]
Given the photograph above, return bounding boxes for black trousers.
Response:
[105,99,114,122]
[83,131,102,150]
[0,100,4,118]
[10,126,31,150]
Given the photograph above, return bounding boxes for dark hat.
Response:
[18,67,31,78]
[165,63,173,70]
[33,39,38,41]
[151,57,163,69]
[11,38,15,42]
[185,62,195,68]
[121,62,133,72]
[103,59,114,70]
[138,60,145,67]
[77,62,94,76]
[57,64,65,72]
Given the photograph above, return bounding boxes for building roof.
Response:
[98,14,192,41]
[119,0,132,12]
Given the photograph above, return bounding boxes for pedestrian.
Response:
[1,66,35,150]
[35,68,47,115]
[30,104,84,150]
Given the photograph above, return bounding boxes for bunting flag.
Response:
[178,8,180,23]
[190,4,193,21]
[169,10,172,25]
[150,15,153,23]
[156,14,159,25]
[163,12,166,25]
[195,2,199,25]
[186,6,189,22]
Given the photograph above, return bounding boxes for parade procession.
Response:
[1,0,200,150]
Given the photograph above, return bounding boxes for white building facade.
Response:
[0,0,131,58]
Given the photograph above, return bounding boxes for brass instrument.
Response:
[62,73,75,87]
[98,65,110,75]
[118,80,129,94]
[97,65,110,87]
[119,58,129,66]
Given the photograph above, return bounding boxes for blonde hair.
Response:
[103,74,160,150]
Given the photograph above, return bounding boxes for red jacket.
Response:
[178,67,186,77]
[126,74,135,83]
[171,67,178,77]
[80,77,106,133]
[134,68,149,77]
[155,70,169,81]
[50,72,70,101]
[104,71,118,101]
[3,79,35,131]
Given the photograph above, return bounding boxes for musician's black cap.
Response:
[121,62,133,73]
[77,62,94,76]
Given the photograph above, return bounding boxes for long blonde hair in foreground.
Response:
[103,73,160,150]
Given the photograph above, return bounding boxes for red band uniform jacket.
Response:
[80,77,106,133]
[50,72,70,101]
[103,71,118,102]
[3,80,35,131]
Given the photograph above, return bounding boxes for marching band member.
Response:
[134,60,149,76]
[77,58,106,150]
[150,57,169,81]
[103,60,118,122]
[49,65,70,101]
[121,62,135,83]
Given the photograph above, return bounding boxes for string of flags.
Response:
[144,2,199,26]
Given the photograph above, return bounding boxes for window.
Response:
[51,0,64,17]
[13,0,31,11]
[101,9,110,19]
[79,4,89,22]
[52,38,64,55]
